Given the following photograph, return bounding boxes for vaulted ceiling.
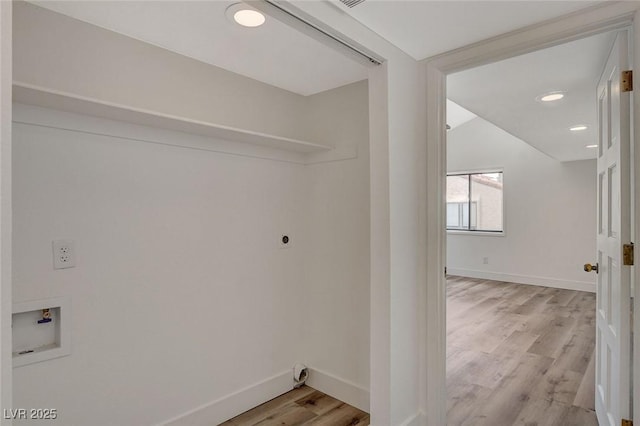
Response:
[448,31,616,162]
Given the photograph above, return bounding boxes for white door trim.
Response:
[633,9,640,425]
[0,0,12,424]
[420,2,640,424]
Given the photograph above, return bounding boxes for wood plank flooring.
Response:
[221,386,370,426]
[447,276,598,426]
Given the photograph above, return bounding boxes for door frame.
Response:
[421,3,640,424]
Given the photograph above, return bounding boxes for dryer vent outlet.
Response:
[293,363,309,388]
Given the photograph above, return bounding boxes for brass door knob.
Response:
[584,263,598,273]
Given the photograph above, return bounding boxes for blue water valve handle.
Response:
[38,308,52,324]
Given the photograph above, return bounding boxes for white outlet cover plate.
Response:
[52,240,76,269]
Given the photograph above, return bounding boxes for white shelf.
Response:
[13,83,332,154]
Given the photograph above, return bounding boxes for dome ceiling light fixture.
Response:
[536,91,565,103]
[570,125,588,131]
[226,3,266,28]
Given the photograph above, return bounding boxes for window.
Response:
[446,171,503,232]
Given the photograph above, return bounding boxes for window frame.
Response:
[446,169,505,235]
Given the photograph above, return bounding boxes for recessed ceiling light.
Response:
[226,3,265,28]
[234,10,265,27]
[586,144,598,149]
[570,125,588,131]
[536,91,565,102]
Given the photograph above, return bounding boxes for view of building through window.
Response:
[446,172,503,232]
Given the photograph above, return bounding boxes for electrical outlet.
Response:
[53,240,76,269]
[483,257,489,265]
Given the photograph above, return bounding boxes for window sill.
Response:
[447,230,505,237]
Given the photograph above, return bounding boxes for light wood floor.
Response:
[221,386,370,426]
[447,276,598,426]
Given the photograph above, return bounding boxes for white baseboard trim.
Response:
[397,412,423,426]
[159,368,370,425]
[159,370,293,426]
[447,268,596,293]
[305,367,370,413]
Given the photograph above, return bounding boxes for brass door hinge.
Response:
[622,70,633,92]
[621,419,632,426]
[623,243,634,266]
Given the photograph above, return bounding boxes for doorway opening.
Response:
[441,27,632,425]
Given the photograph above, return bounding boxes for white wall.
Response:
[386,58,422,426]
[284,3,428,423]
[13,1,429,424]
[447,117,597,292]
[12,88,370,426]
[0,1,12,422]
[11,2,374,423]
[303,81,370,408]
[13,2,312,145]
[12,105,309,425]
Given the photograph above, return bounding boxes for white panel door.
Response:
[594,30,632,426]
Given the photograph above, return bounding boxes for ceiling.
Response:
[334,0,601,60]
[447,100,476,130]
[30,1,614,161]
[29,1,604,97]
[447,30,616,162]
[29,0,368,96]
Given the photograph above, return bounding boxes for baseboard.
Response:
[305,367,370,413]
[447,268,596,293]
[397,412,423,426]
[159,368,370,426]
[159,370,292,426]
